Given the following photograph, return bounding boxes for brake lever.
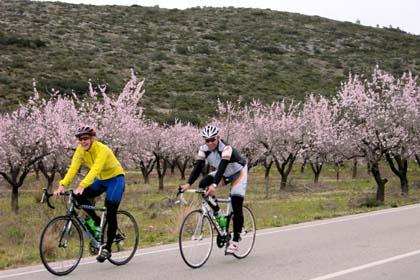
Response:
[175,186,188,205]
[41,188,55,209]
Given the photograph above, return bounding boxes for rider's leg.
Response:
[104,200,120,251]
[74,181,104,225]
[199,173,220,212]
[103,175,125,252]
[231,195,244,242]
[230,166,248,242]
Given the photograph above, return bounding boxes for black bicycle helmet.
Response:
[75,125,96,137]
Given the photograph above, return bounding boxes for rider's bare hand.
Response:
[74,186,85,195]
[180,183,190,192]
[53,186,65,197]
[206,184,217,196]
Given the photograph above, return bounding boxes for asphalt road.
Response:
[2,204,420,280]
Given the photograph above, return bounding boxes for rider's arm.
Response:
[187,159,205,185]
[79,147,109,188]
[187,147,206,185]
[59,147,83,188]
[213,146,232,185]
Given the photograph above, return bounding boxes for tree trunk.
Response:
[158,176,164,191]
[247,159,255,171]
[34,166,40,180]
[352,158,358,179]
[1,167,30,213]
[300,158,307,174]
[176,159,190,180]
[263,158,273,180]
[155,155,167,191]
[335,162,340,181]
[399,176,409,196]
[280,175,288,190]
[310,162,323,184]
[11,186,19,213]
[47,176,55,192]
[264,176,270,198]
[385,153,409,196]
[274,155,295,191]
[415,154,420,167]
[38,161,57,192]
[143,175,150,184]
[139,159,155,184]
[169,159,176,175]
[370,161,386,205]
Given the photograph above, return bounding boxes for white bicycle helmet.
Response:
[201,125,219,139]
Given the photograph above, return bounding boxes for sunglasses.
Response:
[78,136,91,141]
[205,137,217,143]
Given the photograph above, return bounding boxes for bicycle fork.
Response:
[58,219,73,248]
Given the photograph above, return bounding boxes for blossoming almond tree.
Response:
[381,71,420,195]
[250,100,303,190]
[166,121,201,180]
[333,67,419,203]
[36,96,79,191]
[0,104,49,212]
[214,100,266,170]
[125,120,156,184]
[77,69,145,156]
[300,95,336,183]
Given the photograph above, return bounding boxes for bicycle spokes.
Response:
[231,206,256,259]
[39,217,83,276]
[179,210,213,268]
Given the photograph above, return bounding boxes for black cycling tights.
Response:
[231,195,244,242]
[199,175,244,242]
[75,190,120,252]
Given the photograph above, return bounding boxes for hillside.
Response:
[1,0,420,124]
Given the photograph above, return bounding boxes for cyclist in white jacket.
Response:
[181,125,248,253]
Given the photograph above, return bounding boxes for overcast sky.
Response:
[34,0,420,35]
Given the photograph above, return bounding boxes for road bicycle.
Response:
[176,187,256,268]
[39,188,139,276]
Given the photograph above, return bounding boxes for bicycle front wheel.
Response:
[39,216,83,276]
[104,210,139,265]
[232,205,256,259]
[179,209,213,268]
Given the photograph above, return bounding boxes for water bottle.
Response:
[84,217,98,238]
[215,212,227,228]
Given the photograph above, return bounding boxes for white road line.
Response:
[0,246,180,279]
[2,203,420,279]
[308,249,420,280]
[258,203,420,236]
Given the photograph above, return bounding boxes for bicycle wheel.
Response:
[39,216,83,276]
[179,209,213,268]
[231,205,256,259]
[104,210,139,265]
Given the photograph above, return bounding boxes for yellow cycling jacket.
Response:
[59,140,125,188]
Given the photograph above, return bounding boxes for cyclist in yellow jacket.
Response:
[54,126,125,263]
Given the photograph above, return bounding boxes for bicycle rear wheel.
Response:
[104,210,139,265]
[231,205,256,259]
[179,209,213,268]
[39,216,83,276]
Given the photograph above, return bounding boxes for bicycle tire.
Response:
[230,205,256,259]
[39,216,83,276]
[103,210,139,265]
[179,209,213,268]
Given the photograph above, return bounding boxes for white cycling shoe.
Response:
[226,241,239,254]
